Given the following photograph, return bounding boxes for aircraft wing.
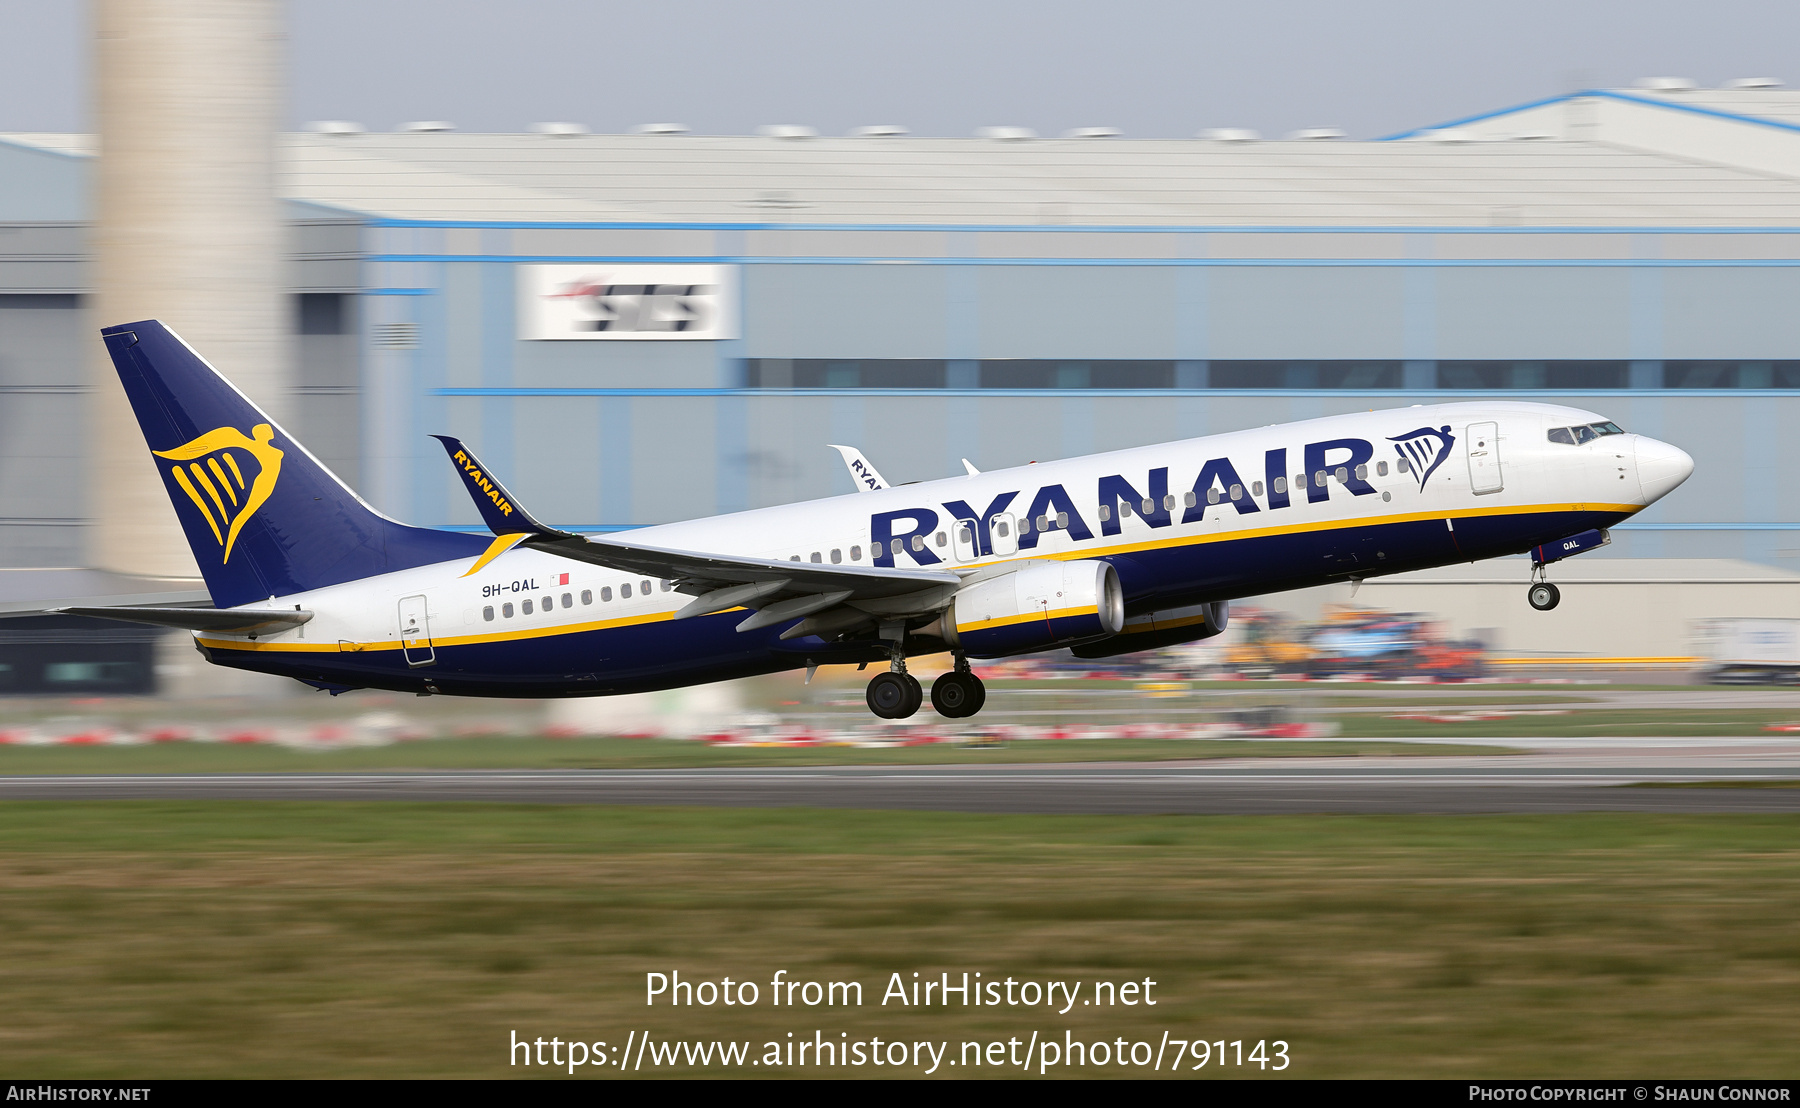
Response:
[523,532,960,618]
[434,435,960,623]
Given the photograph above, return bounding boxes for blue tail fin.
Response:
[102,320,485,608]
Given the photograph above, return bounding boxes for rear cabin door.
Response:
[399,595,435,667]
[1466,421,1503,495]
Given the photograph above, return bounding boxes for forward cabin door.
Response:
[1466,421,1503,495]
[399,594,436,667]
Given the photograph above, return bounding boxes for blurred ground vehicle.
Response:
[1224,609,1316,677]
[1695,618,1800,685]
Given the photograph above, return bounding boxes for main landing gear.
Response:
[931,659,986,719]
[864,652,986,720]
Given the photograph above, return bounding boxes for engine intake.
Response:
[943,560,1124,658]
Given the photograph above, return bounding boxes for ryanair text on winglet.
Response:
[453,449,515,517]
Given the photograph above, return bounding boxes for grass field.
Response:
[0,803,1795,1078]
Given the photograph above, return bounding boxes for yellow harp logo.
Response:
[153,424,284,563]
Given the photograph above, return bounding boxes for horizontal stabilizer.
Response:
[432,435,568,539]
[48,606,313,634]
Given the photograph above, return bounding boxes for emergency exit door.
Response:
[399,595,435,667]
[1466,421,1503,495]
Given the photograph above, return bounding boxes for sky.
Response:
[3,0,1800,140]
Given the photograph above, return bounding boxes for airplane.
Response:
[39,319,1694,719]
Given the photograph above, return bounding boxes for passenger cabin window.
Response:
[891,539,904,555]
[1057,512,1069,528]
[1335,467,1348,483]
[1183,491,1197,507]
[1118,502,1133,518]
[1252,480,1265,496]
[541,595,552,612]
[1162,494,1176,511]
[641,580,652,594]
[561,593,572,608]
[1314,471,1327,487]
[621,583,631,599]
[581,590,593,605]
[502,602,514,618]
[1230,483,1243,500]
[1376,462,1388,476]
[1273,476,1287,493]
[993,522,1009,538]
[831,549,842,564]
[910,535,925,551]
[810,552,822,562]
[851,545,862,560]
[1098,505,1112,521]
[601,587,612,602]
[1397,458,1411,473]
[1207,488,1220,504]
[1354,465,1367,481]
[483,606,494,621]
[935,532,947,547]
[661,581,672,592]
[521,599,534,615]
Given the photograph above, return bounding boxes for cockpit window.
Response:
[1548,421,1626,445]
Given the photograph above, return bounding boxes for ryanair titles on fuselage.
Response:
[870,428,1455,568]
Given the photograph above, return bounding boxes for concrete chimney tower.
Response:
[89,0,289,580]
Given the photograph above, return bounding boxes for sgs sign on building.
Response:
[517,264,736,340]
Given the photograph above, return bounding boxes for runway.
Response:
[2,738,1798,813]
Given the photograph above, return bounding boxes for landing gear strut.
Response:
[931,656,987,718]
[865,643,922,719]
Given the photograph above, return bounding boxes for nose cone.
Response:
[1635,436,1695,505]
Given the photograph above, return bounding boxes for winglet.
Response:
[828,444,889,492]
[961,458,981,476]
[431,435,567,538]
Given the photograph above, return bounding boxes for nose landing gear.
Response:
[1527,579,1561,611]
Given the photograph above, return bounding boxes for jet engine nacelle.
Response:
[1070,601,1229,659]
[940,560,1124,658]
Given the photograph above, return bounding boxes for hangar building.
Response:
[5,82,1800,684]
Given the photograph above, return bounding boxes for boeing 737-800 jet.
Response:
[41,320,1693,719]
